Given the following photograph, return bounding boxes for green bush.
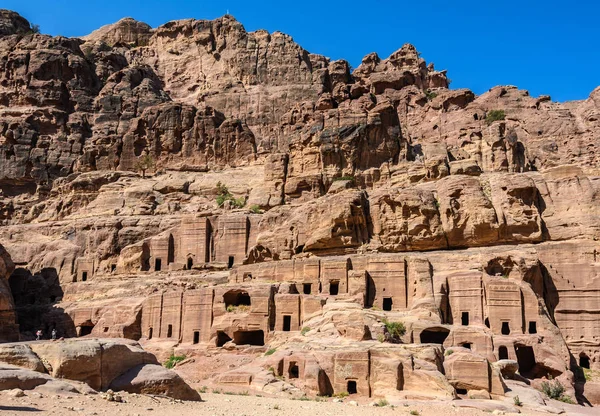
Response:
[135,154,154,178]
[485,109,506,125]
[264,348,277,356]
[445,349,454,356]
[301,327,310,336]
[30,24,41,34]
[216,182,246,208]
[513,395,522,407]
[249,204,262,214]
[383,319,406,339]
[164,354,186,369]
[540,379,573,403]
[376,398,389,407]
[425,90,438,101]
[333,175,355,183]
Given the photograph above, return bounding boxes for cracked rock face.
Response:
[0,9,599,406]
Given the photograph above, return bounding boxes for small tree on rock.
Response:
[135,154,154,178]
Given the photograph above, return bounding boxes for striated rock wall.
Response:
[0,8,599,404]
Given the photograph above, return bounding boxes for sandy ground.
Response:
[1,391,596,416]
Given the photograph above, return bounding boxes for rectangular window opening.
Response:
[303,283,312,295]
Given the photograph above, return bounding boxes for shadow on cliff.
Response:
[9,267,76,340]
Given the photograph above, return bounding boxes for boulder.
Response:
[109,364,201,401]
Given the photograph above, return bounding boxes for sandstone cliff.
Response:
[0,8,599,407]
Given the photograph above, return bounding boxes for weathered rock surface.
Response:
[0,8,599,408]
[109,363,201,400]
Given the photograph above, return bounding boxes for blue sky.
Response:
[3,0,598,102]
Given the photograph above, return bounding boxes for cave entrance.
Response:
[233,330,264,346]
[187,257,193,270]
[167,324,173,338]
[498,346,508,360]
[383,297,393,311]
[289,362,299,379]
[223,290,251,308]
[155,258,162,271]
[461,343,472,350]
[420,327,450,344]
[148,327,153,340]
[303,283,312,295]
[216,331,232,347]
[228,256,234,269]
[515,345,536,374]
[461,312,469,326]
[79,323,94,337]
[193,331,200,345]
[580,354,590,369]
[329,281,339,296]
[501,322,511,335]
[283,315,291,332]
[347,380,357,395]
[82,271,88,282]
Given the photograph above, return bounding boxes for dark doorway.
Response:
[187,258,193,270]
[148,327,153,340]
[167,324,173,338]
[461,312,469,326]
[224,290,251,308]
[82,272,88,282]
[228,256,234,269]
[383,297,393,311]
[498,346,508,360]
[168,234,175,263]
[233,330,264,346]
[289,362,299,379]
[193,331,200,345]
[485,318,490,328]
[501,322,511,335]
[80,324,94,336]
[155,258,162,271]
[329,281,339,295]
[420,328,450,344]
[217,331,232,347]
[283,315,291,332]
[456,388,468,395]
[462,343,472,350]
[347,380,357,394]
[528,321,537,334]
[111,264,117,272]
[580,354,590,369]
[515,345,536,374]
[303,283,312,295]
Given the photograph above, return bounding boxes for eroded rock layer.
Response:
[0,8,599,405]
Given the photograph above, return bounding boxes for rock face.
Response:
[0,243,18,342]
[0,339,200,400]
[109,363,201,400]
[0,8,599,406]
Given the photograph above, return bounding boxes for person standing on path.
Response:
[36,329,42,340]
[51,329,57,340]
